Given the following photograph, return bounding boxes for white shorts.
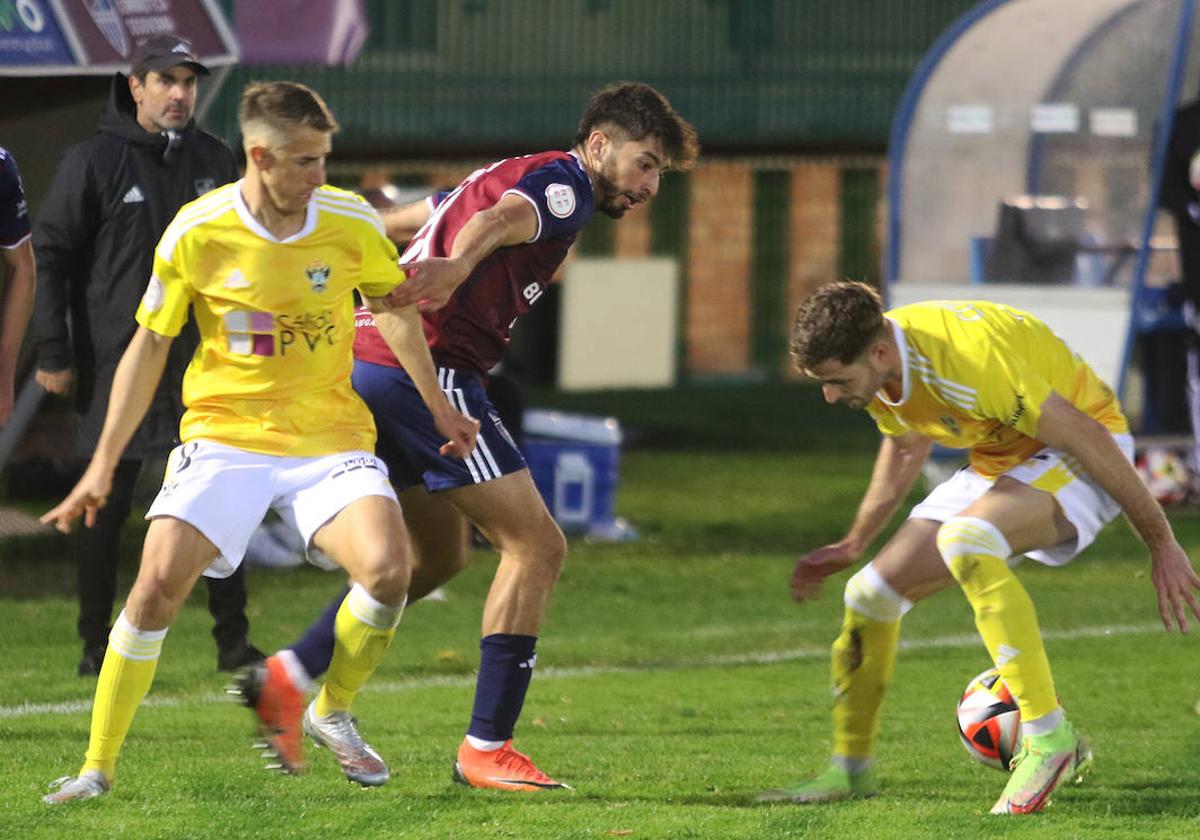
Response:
[145,439,397,579]
[908,433,1134,566]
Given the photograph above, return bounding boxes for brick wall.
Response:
[783,163,842,380]
[614,202,652,258]
[685,163,754,375]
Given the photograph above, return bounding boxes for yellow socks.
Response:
[830,565,909,760]
[937,516,1059,722]
[315,584,404,716]
[80,612,168,781]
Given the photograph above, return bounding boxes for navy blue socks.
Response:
[466,633,538,746]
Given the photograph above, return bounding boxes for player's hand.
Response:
[35,367,74,396]
[40,461,113,533]
[1149,541,1200,633]
[386,258,471,312]
[432,403,479,460]
[791,541,859,602]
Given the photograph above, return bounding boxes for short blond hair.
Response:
[239,81,338,148]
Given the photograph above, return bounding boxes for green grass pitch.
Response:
[1,385,1197,839]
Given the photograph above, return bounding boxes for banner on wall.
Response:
[0,0,237,75]
[235,0,366,65]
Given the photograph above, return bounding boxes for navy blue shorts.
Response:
[352,360,527,492]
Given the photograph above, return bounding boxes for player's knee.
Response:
[544,523,567,576]
[524,520,568,584]
[843,563,912,622]
[936,516,1011,582]
[354,551,411,606]
[496,515,567,578]
[126,573,188,626]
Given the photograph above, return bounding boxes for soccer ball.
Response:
[1135,447,1190,506]
[956,667,1020,771]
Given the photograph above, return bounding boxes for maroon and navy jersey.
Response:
[354,151,594,376]
[0,147,30,249]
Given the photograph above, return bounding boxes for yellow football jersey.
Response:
[136,182,403,456]
[866,300,1128,478]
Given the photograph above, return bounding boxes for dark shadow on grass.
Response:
[432,785,768,810]
[1067,781,1200,817]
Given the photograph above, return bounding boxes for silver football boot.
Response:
[302,700,390,787]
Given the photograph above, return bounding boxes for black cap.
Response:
[130,34,210,77]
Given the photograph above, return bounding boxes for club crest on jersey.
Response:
[305,261,332,293]
[939,414,961,436]
[195,178,216,196]
[544,183,576,219]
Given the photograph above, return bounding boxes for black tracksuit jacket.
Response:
[32,73,238,458]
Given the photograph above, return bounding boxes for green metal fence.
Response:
[751,170,791,374]
[209,0,930,383]
[839,165,881,286]
[210,0,977,155]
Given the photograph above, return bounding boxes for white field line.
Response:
[0,622,1160,720]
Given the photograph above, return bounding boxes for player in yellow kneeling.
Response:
[758,282,1200,814]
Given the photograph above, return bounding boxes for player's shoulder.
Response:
[888,299,1010,326]
[521,149,576,168]
[476,150,581,189]
[504,151,593,226]
[885,300,950,328]
[314,186,386,234]
[518,150,589,184]
[0,146,18,186]
[174,181,238,224]
[158,182,239,255]
[887,302,985,372]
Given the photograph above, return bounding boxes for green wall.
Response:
[209,0,977,156]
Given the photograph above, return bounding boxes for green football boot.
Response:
[757,763,878,803]
[990,720,1093,815]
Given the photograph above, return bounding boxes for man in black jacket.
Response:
[1161,98,1200,485]
[32,35,261,676]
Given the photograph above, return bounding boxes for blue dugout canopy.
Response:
[885,0,1196,405]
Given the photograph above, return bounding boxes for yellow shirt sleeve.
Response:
[135,244,193,337]
[970,349,1054,439]
[357,224,405,299]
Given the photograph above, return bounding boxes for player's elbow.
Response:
[363,294,411,315]
[897,434,934,460]
[1035,398,1109,454]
